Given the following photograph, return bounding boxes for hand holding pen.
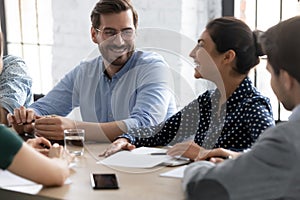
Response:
[7,106,38,134]
[26,136,52,156]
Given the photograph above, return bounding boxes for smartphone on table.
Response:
[90,173,119,189]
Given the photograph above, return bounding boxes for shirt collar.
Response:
[101,51,137,80]
[288,104,300,121]
[227,77,253,103]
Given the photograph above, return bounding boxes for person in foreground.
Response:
[0,125,72,186]
[0,22,32,125]
[183,16,300,200]
[102,17,274,158]
[8,0,176,142]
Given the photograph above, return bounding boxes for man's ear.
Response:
[91,27,98,43]
[281,70,294,91]
[223,49,236,64]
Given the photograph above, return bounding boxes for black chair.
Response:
[33,93,45,102]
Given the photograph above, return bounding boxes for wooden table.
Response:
[1,143,185,200]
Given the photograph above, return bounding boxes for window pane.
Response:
[257,0,281,30]
[234,0,298,121]
[37,0,53,44]
[4,0,22,43]
[39,45,53,92]
[5,0,53,94]
[282,0,300,20]
[20,0,38,44]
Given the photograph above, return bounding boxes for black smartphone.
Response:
[90,173,119,189]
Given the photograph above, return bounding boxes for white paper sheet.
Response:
[99,147,172,168]
[0,170,72,195]
[159,165,187,179]
[0,170,43,194]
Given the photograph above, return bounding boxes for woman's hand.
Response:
[26,137,51,156]
[196,148,242,163]
[167,141,203,160]
[48,143,74,165]
[99,138,135,157]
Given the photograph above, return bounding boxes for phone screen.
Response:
[90,173,119,189]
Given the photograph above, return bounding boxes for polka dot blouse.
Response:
[121,77,275,151]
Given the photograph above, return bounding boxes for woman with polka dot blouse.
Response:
[102,17,275,160]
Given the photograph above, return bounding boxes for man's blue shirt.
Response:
[30,50,177,130]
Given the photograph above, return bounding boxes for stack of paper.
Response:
[99,147,191,168]
[99,147,171,168]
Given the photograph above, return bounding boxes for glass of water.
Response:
[64,129,85,156]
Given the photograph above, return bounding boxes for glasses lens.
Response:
[121,30,135,40]
[99,28,135,41]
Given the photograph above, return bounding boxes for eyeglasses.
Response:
[95,28,135,41]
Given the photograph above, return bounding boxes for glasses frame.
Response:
[95,28,136,41]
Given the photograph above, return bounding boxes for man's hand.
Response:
[34,116,76,140]
[100,138,135,157]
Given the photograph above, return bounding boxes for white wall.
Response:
[51,0,222,109]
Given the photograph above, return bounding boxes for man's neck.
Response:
[104,64,123,79]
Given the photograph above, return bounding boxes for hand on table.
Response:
[34,116,76,140]
[196,148,242,163]
[49,143,74,165]
[167,141,204,160]
[99,138,135,157]
[26,137,51,156]
[167,141,241,163]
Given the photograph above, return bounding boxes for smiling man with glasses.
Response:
[9,0,177,143]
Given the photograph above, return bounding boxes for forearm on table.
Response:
[75,120,128,142]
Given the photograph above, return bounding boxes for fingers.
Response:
[102,144,122,157]
[167,146,182,157]
[13,106,36,124]
[167,141,200,160]
[167,142,188,157]
[100,138,134,157]
[48,143,63,158]
[37,137,52,149]
[7,113,14,125]
[33,117,69,140]
[36,148,50,156]
[48,143,74,164]
[7,107,36,134]
[35,129,64,140]
[209,157,225,163]
[126,143,136,151]
[26,137,51,148]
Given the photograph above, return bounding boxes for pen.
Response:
[150,152,167,155]
[206,155,232,161]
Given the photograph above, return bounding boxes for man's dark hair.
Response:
[262,16,300,83]
[90,0,138,29]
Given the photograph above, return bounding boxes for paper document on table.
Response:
[160,165,187,179]
[0,170,43,194]
[99,147,172,168]
[0,170,72,195]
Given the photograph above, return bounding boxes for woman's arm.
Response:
[7,142,70,186]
